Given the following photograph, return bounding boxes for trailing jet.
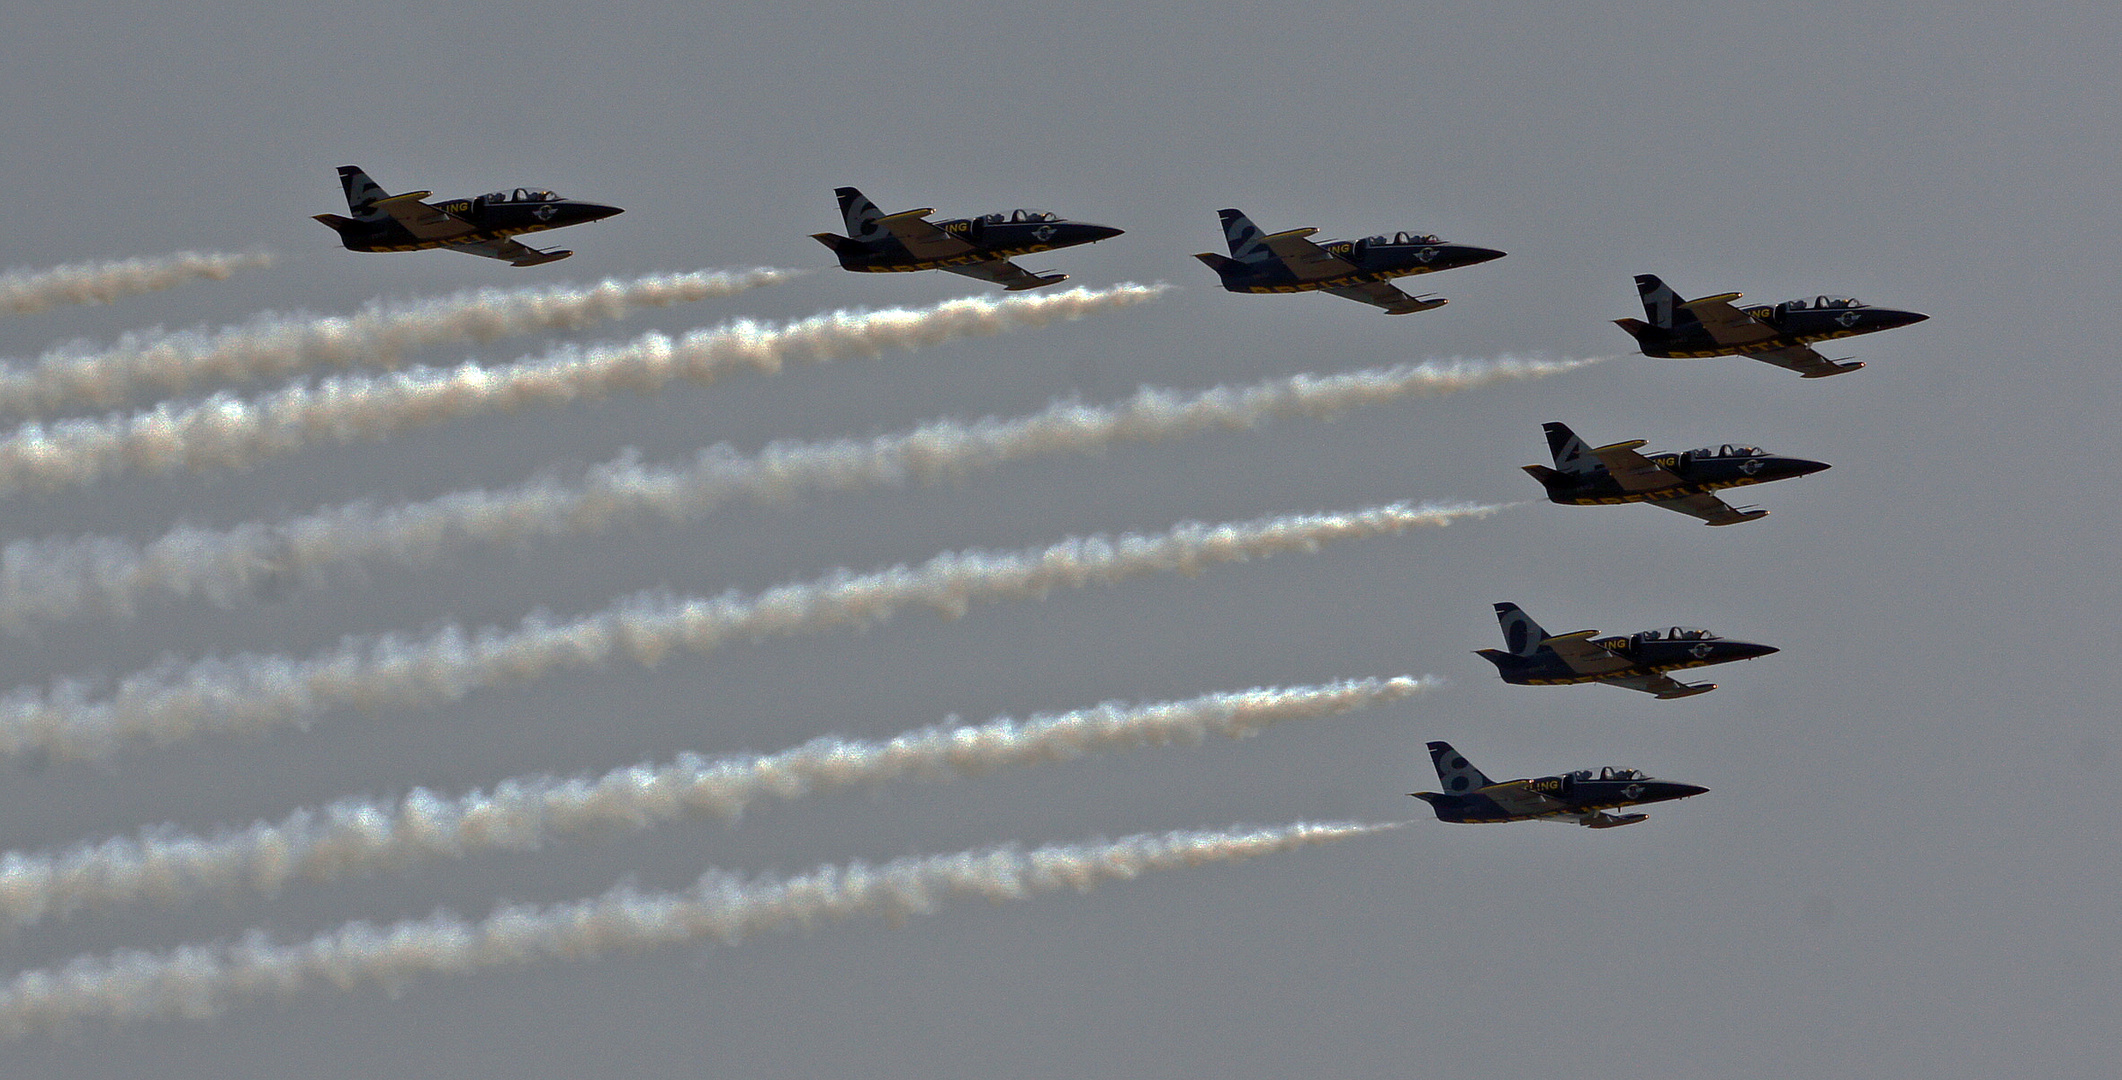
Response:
[1523,421,1830,526]
[1411,741,1707,828]
[1192,209,1504,314]
[314,166,621,267]
[1614,274,1928,378]
[1475,603,1777,699]
[811,187,1122,291]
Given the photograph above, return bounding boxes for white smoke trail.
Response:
[0,284,1166,499]
[0,359,1593,631]
[0,500,1504,763]
[0,268,802,415]
[0,677,1435,926]
[0,821,1396,1038]
[0,252,274,316]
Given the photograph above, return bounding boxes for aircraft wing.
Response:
[1745,344,1865,379]
[942,259,1068,292]
[1541,631,1637,676]
[1322,280,1447,315]
[443,236,573,267]
[875,210,979,261]
[1680,295,1781,347]
[1647,491,1766,526]
[1587,440,1683,492]
[372,192,478,241]
[1602,672,1716,699]
[1263,231,1359,282]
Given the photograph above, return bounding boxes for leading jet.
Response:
[1476,603,1778,699]
[1411,741,1707,828]
[1523,421,1830,526]
[811,187,1123,292]
[1193,209,1505,314]
[1614,273,1928,378]
[313,166,623,267]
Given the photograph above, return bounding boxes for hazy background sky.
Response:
[0,1,2116,1076]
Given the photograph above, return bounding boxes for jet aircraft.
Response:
[1475,603,1777,699]
[1192,209,1504,314]
[1614,273,1928,378]
[1411,741,1707,828]
[811,187,1122,291]
[313,166,622,267]
[1523,421,1830,526]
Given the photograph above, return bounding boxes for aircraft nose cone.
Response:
[575,202,625,223]
[1733,642,1780,660]
[1664,783,1710,801]
[1080,224,1125,243]
[1451,245,1508,266]
[1880,309,1928,330]
[1778,457,1832,479]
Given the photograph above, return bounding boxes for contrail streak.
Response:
[0,252,273,316]
[0,268,801,416]
[0,821,1397,1038]
[0,500,1504,762]
[0,359,1591,631]
[0,284,1166,499]
[0,677,1435,926]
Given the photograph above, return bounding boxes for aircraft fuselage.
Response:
[1209,239,1505,294]
[322,195,623,254]
[1477,637,1779,688]
[1630,303,1930,359]
[818,217,1122,273]
[1415,776,1709,824]
[1531,450,1831,507]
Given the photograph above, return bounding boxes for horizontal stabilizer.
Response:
[1653,682,1716,700]
[374,191,436,206]
[1264,227,1319,242]
[1542,630,1600,645]
[877,208,938,223]
[1004,272,1068,292]
[1592,439,1647,454]
[1707,508,1770,526]
[1799,360,1866,378]
[1380,296,1447,315]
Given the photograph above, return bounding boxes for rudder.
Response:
[337,165,391,223]
[835,186,889,244]
[1493,602,1549,656]
[1542,422,1598,474]
[1426,741,1496,794]
[1217,208,1273,263]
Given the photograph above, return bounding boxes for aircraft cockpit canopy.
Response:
[1689,444,1766,459]
[1780,295,1865,311]
[483,189,561,203]
[1635,626,1719,642]
[1363,232,1443,246]
[1598,767,1645,781]
[982,209,1058,224]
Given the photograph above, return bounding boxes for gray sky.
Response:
[1,1,2116,1076]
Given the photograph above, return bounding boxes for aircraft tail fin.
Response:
[1216,208,1275,264]
[337,165,392,223]
[1634,274,1696,330]
[1541,422,1599,475]
[1425,741,1496,794]
[835,186,889,244]
[1493,602,1550,656]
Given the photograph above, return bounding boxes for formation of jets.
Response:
[312,169,1930,833]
